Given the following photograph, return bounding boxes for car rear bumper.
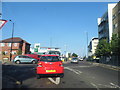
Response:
[36,67,64,74]
[71,62,78,63]
[37,73,64,77]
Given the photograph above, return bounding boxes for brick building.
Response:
[0,37,31,60]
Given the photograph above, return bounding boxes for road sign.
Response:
[0,19,7,29]
[34,48,38,52]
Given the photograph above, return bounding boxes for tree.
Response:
[111,34,120,56]
[72,53,78,57]
[95,39,111,57]
[17,49,22,55]
[2,51,5,55]
[68,53,71,57]
[83,56,86,59]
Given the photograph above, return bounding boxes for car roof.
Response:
[24,54,38,56]
[41,54,59,56]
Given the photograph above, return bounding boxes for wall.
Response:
[0,43,20,60]
[108,3,117,41]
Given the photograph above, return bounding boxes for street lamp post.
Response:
[86,31,88,58]
[9,20,14,61]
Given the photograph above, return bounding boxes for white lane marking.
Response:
[77,66,92,68]
[98,84,115,88]
[69,66,93,68]
[110,83,120,88]
[75,69,82,74]
[91,83,100,90]
[48,77,60,85]
[65,67,82,75]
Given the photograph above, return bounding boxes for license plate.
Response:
[46,70,56,72]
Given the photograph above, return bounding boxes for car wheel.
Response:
[32,60,36,64]
[16,60,20,64]
[36,74,40,79]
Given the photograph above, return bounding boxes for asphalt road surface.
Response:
[2,61,120,89]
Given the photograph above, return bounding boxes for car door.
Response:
[24,56,32,63]
[19,56,26,63]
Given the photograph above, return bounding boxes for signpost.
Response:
[34,43,40,53]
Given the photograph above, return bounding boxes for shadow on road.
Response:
[2,64,37,88]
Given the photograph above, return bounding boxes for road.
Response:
[2,61,120,89]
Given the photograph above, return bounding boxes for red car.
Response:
[24,54,41,61]
[36,55,64,78]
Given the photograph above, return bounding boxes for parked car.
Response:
[36,54,64,79]
[13,55,37,64]
[24,54,41,61]
[71,57,79,64]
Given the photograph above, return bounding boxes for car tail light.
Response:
[37,63,42,67]
[59,63,63,67]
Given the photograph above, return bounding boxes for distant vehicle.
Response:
[59,57,65,62]
[13,55,37,64]
[36,54,64,79]
[47,51,61,56]
[79,58,84,61]
[24,54,41,61]
[71,57,79,64]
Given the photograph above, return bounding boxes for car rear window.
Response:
[72,58,78,60]
[40,56,61,62]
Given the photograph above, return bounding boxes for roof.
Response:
[92,38,98,41]
[0,37,31,44]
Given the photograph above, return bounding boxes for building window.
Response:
[118,10,120,14]
[112,14,116,20]
[14,43,17,47]
[8,43,12,47]
[4,51,8,54]
[0,43,5,47]
[113,23,118,29]
[12,51,17,55]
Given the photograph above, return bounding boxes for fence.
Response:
[98,55,119,66]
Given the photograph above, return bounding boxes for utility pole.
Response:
[9,20,14,61]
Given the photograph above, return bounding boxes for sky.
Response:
[1,2,115,57]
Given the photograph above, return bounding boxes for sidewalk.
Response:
[0,60,14,65]
[87,61,120,71]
